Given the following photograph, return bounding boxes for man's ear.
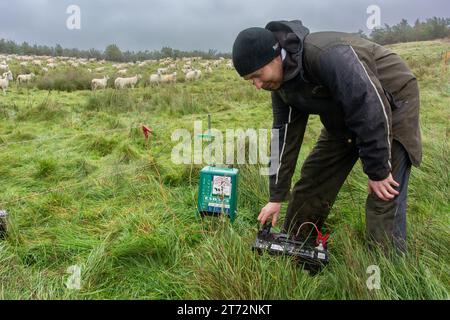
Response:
[276,54,282,64]
[274,55,283,72]
[270,55,281,68]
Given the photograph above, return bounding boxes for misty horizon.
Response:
[1,0,449,54]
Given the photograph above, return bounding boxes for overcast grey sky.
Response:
[0,0,449,53]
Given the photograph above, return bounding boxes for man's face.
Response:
[243,55,283,91]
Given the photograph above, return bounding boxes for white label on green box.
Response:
[212,176,231,196]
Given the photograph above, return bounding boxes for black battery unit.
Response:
[252,223,329,273]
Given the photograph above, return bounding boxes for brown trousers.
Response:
[282,132,412,254]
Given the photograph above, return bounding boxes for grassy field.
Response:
[0,39,449,299]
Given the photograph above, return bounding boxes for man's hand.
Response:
[257,202,282,226]
[368,173,400,201]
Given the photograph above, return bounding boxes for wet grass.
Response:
[0,40,449,299]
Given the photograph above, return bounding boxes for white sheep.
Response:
[185,69,202,81]
[117,69,128,76]
[149,73,162,84]
[91,75,110,90]
[161,72,177,84]
[157,67,169,75]
[0,71,13,94]
[114,74,142,89]
[149,71,177,84]
[17,73,35,83]
[182,67,192,74]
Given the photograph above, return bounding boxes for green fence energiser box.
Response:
[197,166,238,222]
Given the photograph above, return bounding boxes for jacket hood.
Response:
[265,20,310,83]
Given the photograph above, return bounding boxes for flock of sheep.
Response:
[0,71,36,94]
[0,54,234,94]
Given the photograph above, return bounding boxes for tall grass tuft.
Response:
[16,95,67,122]
[36,70,92,92]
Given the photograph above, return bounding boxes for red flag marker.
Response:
[142,125,153,143]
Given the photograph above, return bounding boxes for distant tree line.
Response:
[0,40,231,62]
[1,17,449,61]
[359,17,450,45]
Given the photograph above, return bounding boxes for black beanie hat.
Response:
[232,27,281,77]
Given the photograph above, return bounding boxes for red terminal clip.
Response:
[316,231,330,246]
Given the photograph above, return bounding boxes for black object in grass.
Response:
[252,223,329,274]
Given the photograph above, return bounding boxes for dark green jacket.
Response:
[266,20,422,202]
